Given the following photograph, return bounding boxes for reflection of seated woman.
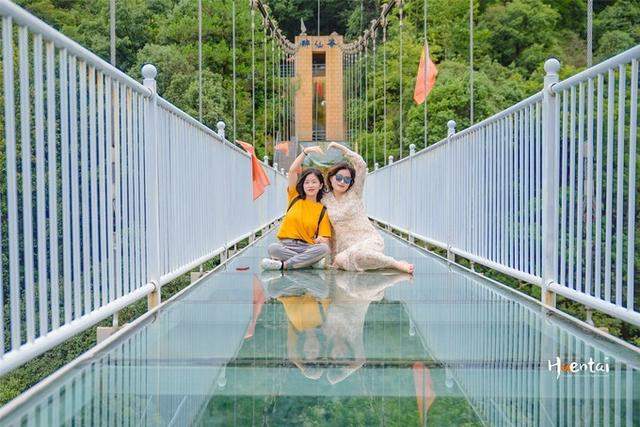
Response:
[322,271,411,384]
[263,271,331,380]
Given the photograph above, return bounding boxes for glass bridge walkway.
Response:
[1,230,638,426]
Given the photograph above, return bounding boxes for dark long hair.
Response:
[326,162,356,192]
[296,168,325,202]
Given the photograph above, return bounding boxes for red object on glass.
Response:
[412,361,436,424]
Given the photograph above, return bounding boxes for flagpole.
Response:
[423,0,428,148]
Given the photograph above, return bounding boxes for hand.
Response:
[327,141,341,151]
[304,146,324,155]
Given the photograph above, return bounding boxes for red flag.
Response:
[413,44,438,105]
[237,140,271,200]
[275,141,290,156]
[244,275,266,339]
[412,362,436,425]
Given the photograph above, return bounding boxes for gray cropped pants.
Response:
[268,239,329,269]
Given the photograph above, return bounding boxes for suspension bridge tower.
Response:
[294,32,345,143]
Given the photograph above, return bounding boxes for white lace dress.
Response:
[321,150,396,271]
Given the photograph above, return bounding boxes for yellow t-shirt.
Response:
[277,186,332,244]
[278,295,331,331]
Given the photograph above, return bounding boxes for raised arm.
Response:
[287,145,323,188]
[328,142,367,195]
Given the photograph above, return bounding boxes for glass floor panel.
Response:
[1,230,639,426]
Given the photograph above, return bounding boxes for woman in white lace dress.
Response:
[321,142,414,273]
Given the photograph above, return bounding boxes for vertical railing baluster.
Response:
[89,66,100,311]
[79,60,91,315]
[627,59,637,311]
[98,72,108,307]
[70,55,83,319]
[19,25,36,342]
[46,40,60,329]
[3,15,21,351]
[614,64,625,307]
[34,33,48,335]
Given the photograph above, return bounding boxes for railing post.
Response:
[446,120,456,262]
[374,162,379,170]
[388,155,393,165]
[216,121,226,140]
[447,120,456,137]
[542,58,560,308]
[263,155,269,165]
[142,64,161,310]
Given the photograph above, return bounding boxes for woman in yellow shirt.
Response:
[261,146,332,270]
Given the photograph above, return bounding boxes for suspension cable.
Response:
[345,53,349,142]
[383,22,387,164]
[423,0,428,147]
[232,0,237,143]
[271,32,275,153]
[251,1,256,145]
[287,54,291,142]
[350,53,354,142]
[469,0,474,124]
[373,31,377,165]
[277,46,282,146]
[198,0,202,122]
[358,49,363,154]
[399,0,404,159]
[263,17,268,156]
[365,37,369,165]
[587,0,593,67]
[345,53,349,141]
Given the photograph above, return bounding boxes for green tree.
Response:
[476,0,561,73]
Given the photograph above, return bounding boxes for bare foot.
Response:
[395,260,414,274]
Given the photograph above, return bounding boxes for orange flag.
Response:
[275,141,290,156]
[237,140,271,200]
[413,44,438,105]
[412,362,436,425]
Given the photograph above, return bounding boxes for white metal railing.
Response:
[0,0,287,376]
[550,46,639,326]
[386,261,639,426]
[0,280,254,426]
[366,44,640,326]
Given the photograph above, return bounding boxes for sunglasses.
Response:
[334,173,353,185]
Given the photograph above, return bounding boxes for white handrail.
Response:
[366,45,640,326]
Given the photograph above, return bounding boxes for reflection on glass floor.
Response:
[1,231,638,426]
